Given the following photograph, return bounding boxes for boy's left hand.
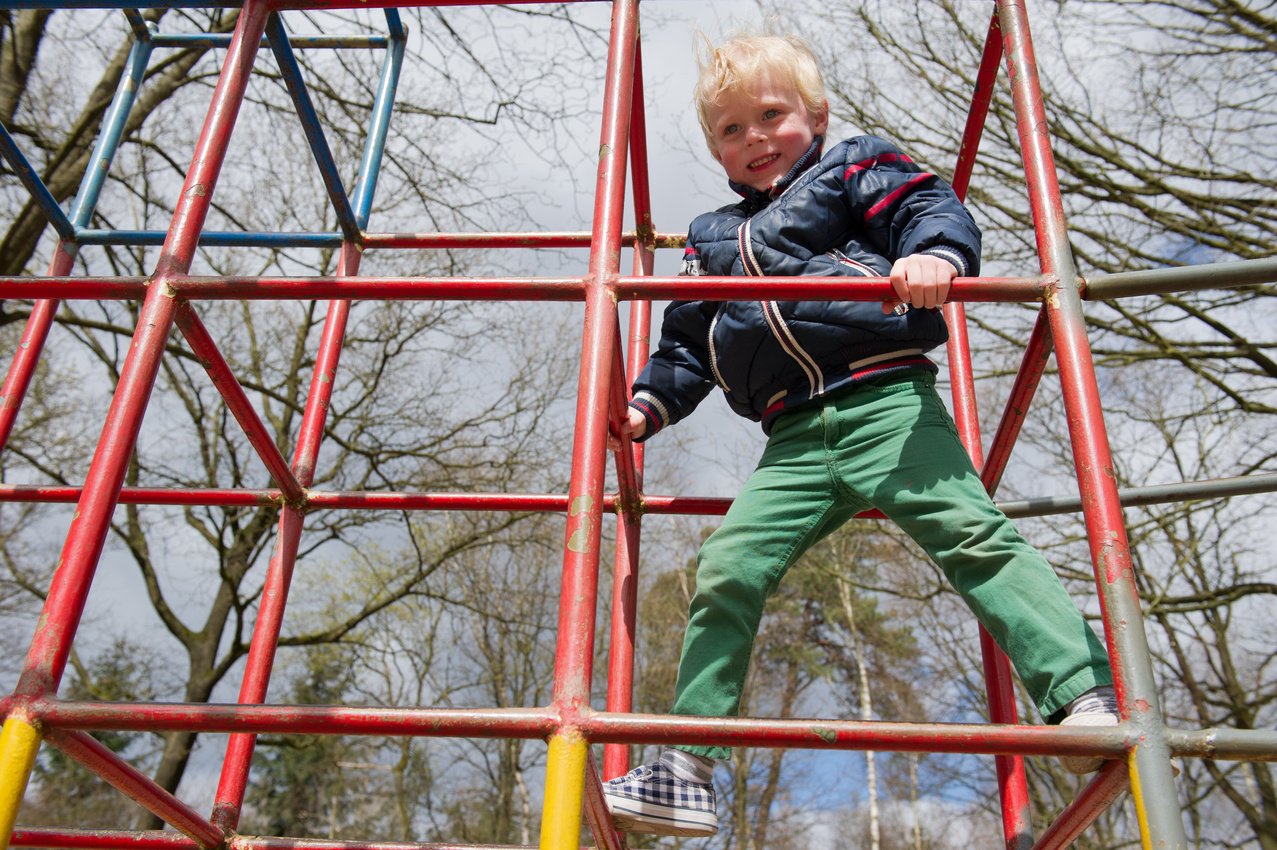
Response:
[884,253,958,313]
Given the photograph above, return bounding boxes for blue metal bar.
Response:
[76,229,345,248]
[151,34,389,49]
[385,7,406,40]
[68,28,155,229]
[265,12,360,242]
[0,123,76,241]
[351,9,406,228]
[121,9,150,41]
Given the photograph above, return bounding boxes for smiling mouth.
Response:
[748,153,780,170]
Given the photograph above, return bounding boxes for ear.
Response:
[813,99,830,136]
[709,143,723,163]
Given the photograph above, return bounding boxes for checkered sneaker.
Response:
[603,760,718,837]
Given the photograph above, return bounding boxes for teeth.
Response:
[750,154,778,169]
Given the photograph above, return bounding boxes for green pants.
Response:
[671,373,1112,760]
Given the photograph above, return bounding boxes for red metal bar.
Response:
[11,831,198,850]
[581,756,627,850]
[578,712,1129,758]
[42,729,223,849]
[981,308,1053,496]
[616,275,1040,301]
[30,698,1131,760]
[176,277,586,301]
[0,243,76,451]
[0,277,148,300]
[37,700,558,738]
[944,10,1031,846]
[602,37,657,782]
[0,275,1040,304]
[172,302,305,502]
[551,0,636,715]
[997,0,1186,841]
[361,230,683,250]
[211,241,361,831]
[1031,760,1129,850]
[9,830,550,850]
[543,1,638,845]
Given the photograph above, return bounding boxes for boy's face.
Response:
[706,71,829,193]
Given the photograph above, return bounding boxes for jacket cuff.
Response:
[921,245,968,277]
[629,391,671,443]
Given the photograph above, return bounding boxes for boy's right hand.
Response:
[608,407,647,450]
[884,253,957,313]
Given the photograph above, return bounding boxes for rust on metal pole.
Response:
[998,1,1186,843]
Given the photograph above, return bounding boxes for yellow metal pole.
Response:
[0,714,41,850]
[539,732,588,850]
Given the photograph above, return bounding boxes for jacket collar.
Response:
[728,135,825,212]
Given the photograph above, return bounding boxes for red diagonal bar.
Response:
[582,755,627,850]
[42,729,224,849]
[211,242,361,831]
[173,301,305,502]
[1031,760,1129,850]
[0,243,76,452]
[981,307,1053,496]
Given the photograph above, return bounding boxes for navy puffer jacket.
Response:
[630,135,981,438]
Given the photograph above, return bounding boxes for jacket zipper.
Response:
[708,304,731,392]
[738,220,825,400]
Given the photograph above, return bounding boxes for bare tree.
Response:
[0,4,599,829]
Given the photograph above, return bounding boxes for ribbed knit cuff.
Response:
[628,391,670,442]
[921,244,968,277]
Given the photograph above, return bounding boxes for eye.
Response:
[722,123,741,136]
[762,109,780,120]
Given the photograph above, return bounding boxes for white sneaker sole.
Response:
[1059,712,1119,774]
[604,793,718,837]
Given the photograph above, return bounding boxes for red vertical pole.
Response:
[945,10,1032,848]
[997,1,1186,843]
[603,37,655,782]
[541,1,637,847]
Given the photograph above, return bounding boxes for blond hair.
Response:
[693,33,827,149]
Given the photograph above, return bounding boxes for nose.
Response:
[745,123,765,144]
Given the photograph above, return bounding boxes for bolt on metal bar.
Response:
[265,12,361,242]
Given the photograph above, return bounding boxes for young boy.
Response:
[601,34,1118,837]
